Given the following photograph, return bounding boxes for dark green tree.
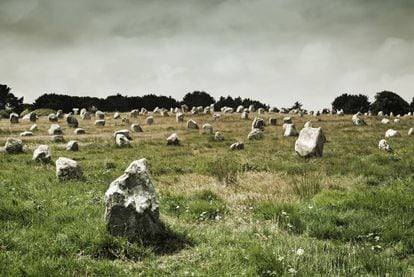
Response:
[331,93,370,114]
[370,91,410,115]
[290,101,303,111]
[0,84,24,113]
[182,91,215,108]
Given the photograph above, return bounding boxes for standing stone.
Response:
[121,117,130,124]
[181,104,189,113]
[352,112,366,125]
[56,157,83,181]
[51,135,65,143]
[230,142,244,150]
[295,127,325,157]
[114,130,132,140]
[385,129,401,138]
[104,159,165,242]
[187,119,199,129]
[378,111,384,116]
[378,139,392,152]
[160,110,169,117]
[48,113,58,122]
[140,108,148,115]
[283,124,298,137]
[66,140,79,151]
[66,115,79,128]
[73,108,79,115]
[9,113,19,124]
[95,119,106,127]
[213,113,221,120]
[30,124,38,131]
[114,112,121,119]
[241,111,249,120]
[408,128,414,136]
[202,124,213,134]
[95,111,105,119]
[48,124,63,135]
[214,132,224,141]
[33,145,51,162]
[304,121,312,128]
[176,112,184,122]
[223,107,234,114]
[248,128,263,140]
[252,117,265,130]
[166,133,180,145]
[146,116,154,125]
[20,131,33,137]
[248,105,255,113]
[56,110,64,119]
[381,118,390,124]
[257,108,265,114]
[269,118,277,126]
[130,109,139,118]
[283,117,292,124]
[394,119,400,123]
[236,105,244,113]
[81,111,91,120]
[29,112,37,122]
[4,138,23,154]
[131,124,143,133]
[115,134,131,147]
[74,128,86,135]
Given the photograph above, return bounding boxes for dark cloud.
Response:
[0,0,413,109]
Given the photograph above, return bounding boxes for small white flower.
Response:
[278,256,284,261]
[296,248,304,256]
[176,205,180,209]
[281,211,288,216]
[308,205,314,209]
[374,236,380,241]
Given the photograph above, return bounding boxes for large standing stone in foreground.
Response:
[251,117,265,130]
[56,157,83,181]
[295,127,325,157]
[104,159,165,242]
[33,145,51,162]
[385,129,401,138]
[66,115,79,128]
[4,138,23,154]
[166,133,180,145]
[378,139,392,152]
[187,119,199,129]
[48,124,63,135]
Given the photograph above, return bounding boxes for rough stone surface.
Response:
[104,159,165,242]
[114,130,132,140]
[248,128,263,140]
[95,119,106,126]
[385,129,401,138]
[202,124,213,134]
[131,124,143,133]
[352,113,366,125]
[9,113,19,124]
[130,109,139,118]
[381,118,390,124]
[66,115,79,128]
[56,157,83,181]
[187,119,199,129]
[251,117,265,130]
[116,134,131,147]
[166,133,180,145]
[230,142,244,150]
[48,124,63,135]
[409,128,414,136]
[146,116,154,125]
[4,138,23,154]
[48,114,58,122]
[74,128,86,135]
[214,132,224,141]
[33,145,51,162]
[295,127,325,157]
[241,111,249,120]
[96,111,105,119]
[66,140,79,151]
[283,124,298,137]
[378,139,392,152]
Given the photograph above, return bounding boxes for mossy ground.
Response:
[0,112,413,276]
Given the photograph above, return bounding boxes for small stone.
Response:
[385,129,401,138]
[247,128,263,140]
[20,131,33,137]
[74,128,86,135]
[378,139,392,152]
[269,118,277,126]
[201,124,213,134]
[230,142,244,150]
[66,140,79,151]
[214,132,224,141]
[115,134,131,147]
[166,133,180,145]
[56,157,83,181]
[295,127,326,157]
[33,145,51,162]
[48,124,63,135]
[51,135,65,143]
[187,119,199,129]
[146,116,154,125]
[4,138,23,154]
[95,119,106,126]
[131,124,143,132]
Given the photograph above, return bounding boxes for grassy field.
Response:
[0,111,413,276]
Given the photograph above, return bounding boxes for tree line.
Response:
[0,83,413,116]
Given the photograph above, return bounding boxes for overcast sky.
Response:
[0,0,413,109]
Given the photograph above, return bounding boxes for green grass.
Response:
[0,113,414,275]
